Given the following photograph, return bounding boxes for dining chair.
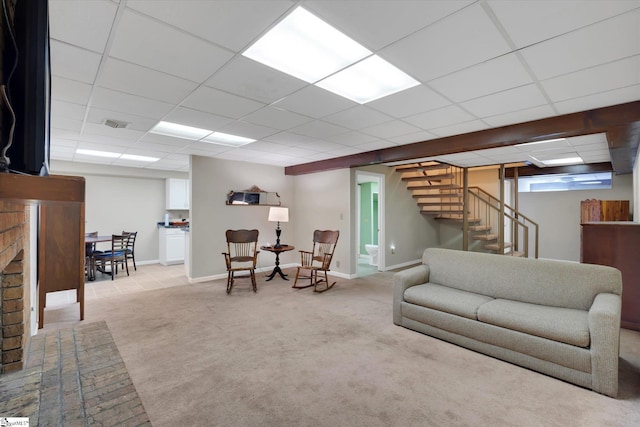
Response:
[93,234,129,280]
[84,231,102,280]
[122,231,138,271]
[293,230,340,293]
[222,229,260,294]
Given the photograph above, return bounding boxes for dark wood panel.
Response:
[38,203,85,328]
[285,100,640,176]
[505,162,613,178]
[0,174,85,204]
[581,223,640,332]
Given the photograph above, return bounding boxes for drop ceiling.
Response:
[48,0,640,172]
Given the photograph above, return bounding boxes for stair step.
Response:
[417,201,464,207]
[422,209,465,214]
[468,225,492,232]
[401,173,455,182]
[413,192,463,199]
[484,242,513,251]
[396,163,449,172]
[472,233,499,241]
[407,183,462,190]
[433,215,481,223]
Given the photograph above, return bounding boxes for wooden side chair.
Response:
[222,229,260,294]
[84,231,102,281]
[293,230,340,293]
[93,234,129,280]
[122,231,138,271]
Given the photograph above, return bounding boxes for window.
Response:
[516,172,612,193]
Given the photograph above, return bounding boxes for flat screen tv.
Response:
[3,0,50,175]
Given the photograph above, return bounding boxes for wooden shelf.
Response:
[0,173,85,204]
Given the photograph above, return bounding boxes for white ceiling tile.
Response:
[381,3,511,81]
[263,132,321,147]
[82,122,146,142]
[430,120,489,138]
[91,87,174,119]
[305,0,473,51]
[542,55,640,102]
[429,54,533,102]
[554,84,640,114]
[238,141,289,153]
[217,121,280,140]
[98,58,198,104]
[51,100,86,120]
[289,120,351,139]
[129,142,179,154]
[140,133,194,148]
[163,107,233,132]
[355,140,398,151]
[49,0,117,53]
[182,86,265,119]
[461,84,548,118]
[360,120,422,139]
[404,105,475,130]
[51,76,92,105]
[274,86,356,119]
[482,105,556,128]
[51,117,83,133]
[323,106,393,130]
[242,106,312,130]
[389,131,437,145]
[327,131,380,146]
[205,56,307,104]
[50,40,102,84]
[127,0,293,52]
[520,9,640,80]
[489,0,640,48]
[109,10,235,83]
[367,85,451,119]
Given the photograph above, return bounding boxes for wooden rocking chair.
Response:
[293,230,339,293]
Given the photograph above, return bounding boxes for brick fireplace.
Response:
[0,201,30,373]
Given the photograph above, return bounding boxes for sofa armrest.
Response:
[393,264,429,325]
[589,293,622,397]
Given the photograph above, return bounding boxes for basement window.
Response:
[517,172,612,193]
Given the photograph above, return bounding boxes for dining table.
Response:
[85,235,112,281]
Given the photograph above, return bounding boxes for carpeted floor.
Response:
[37,265,640,426]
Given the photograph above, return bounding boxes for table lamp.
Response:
[268,207,289,248]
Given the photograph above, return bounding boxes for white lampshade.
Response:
[268,207,289,223]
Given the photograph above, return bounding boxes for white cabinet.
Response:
[166,178,189,210]
[159,227,185,265]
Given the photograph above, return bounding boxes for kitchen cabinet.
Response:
[159,227,185,265]
[166,178,189,210]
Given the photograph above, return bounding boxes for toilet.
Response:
[365,244,379,266]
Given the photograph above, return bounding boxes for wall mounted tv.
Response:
[3,0,50,175]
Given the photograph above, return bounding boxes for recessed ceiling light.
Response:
[542,157,583,166]
[120,154,159,162]
[242,6,371,83]
[518,138,567,147]
[150,121,212,140]
[316,55,420,103]
[202,132,256,147]
[76,149,120,158]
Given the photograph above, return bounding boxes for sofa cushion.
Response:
[477,299,590,348]
[404,283,494,320]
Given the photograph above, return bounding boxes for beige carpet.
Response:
[41,268,640,426]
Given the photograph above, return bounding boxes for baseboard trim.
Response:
[383,259,421,271]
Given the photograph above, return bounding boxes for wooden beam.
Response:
[504,162,613,178]
[285,100,640,176]
[0,174,85,204]
[606,122,640,174]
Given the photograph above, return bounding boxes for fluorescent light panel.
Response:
[518,138,566,147]
[202,132,255,147]
[150,121,211,140]
[120,154,160,162]
[243,7,371,83]
[76,149,120,158]
[316,55,420,103]
[542,157,583,166]
[243,7,417,103]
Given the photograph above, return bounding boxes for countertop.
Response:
[157,222,189,229]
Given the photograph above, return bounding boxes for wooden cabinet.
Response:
[580,199,630,222]
[166,178,189,210]
[581,222,640,331]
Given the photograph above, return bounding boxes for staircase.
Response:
[397,161,538,258]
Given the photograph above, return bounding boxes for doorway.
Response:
[355,171,385,277]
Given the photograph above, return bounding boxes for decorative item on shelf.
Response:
[268,207,289,248]
[226,185,281,206]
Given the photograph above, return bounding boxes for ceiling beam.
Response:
[504,162,613,178]
[285,100,640,176]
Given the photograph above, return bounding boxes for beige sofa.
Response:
[393,248,622,397]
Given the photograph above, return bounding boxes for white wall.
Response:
[189,156,294,280]
[518,173,633,261]
[51,160,187,263]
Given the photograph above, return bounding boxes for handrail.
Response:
[466,186,538,258]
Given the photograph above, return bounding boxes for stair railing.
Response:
[468,187,539,258]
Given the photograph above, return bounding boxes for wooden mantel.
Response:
[0,173,85,204]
